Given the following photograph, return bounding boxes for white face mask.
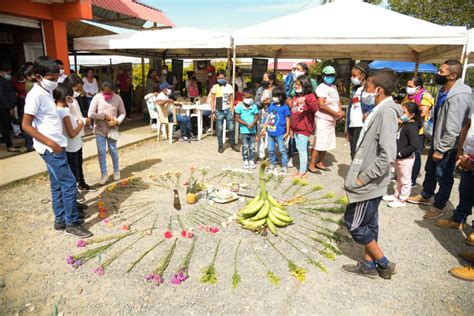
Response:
[294,70,305,78]
[243,98,253,106]
[351,76,361,86]
[162,69,168,75]
[272,97,280,104]
[59,69,65,75]
[40,76,58,92]
[361,90,377,106]
[295,88,303,94]
[73,90,81,98]
[406,86,417,95]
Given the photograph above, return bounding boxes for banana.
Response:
[247,194,260,206]
[268,211,290,227]
[240,195,261,213]
[267,194,285,209]
[270,207,293,223]
[239,199,264,216]
[271,207,290,217]
[266,217,278,236]
[251,200,270,221]
[242,218,266,230]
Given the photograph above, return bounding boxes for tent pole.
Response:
[232,44,236,93]
[460,42,468,81]
[73,50,77,73]
[462,56,469,81]
[141,57,145,98]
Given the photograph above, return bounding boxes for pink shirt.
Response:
[88,93,126,137]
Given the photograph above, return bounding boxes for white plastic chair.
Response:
[156,104,177,143]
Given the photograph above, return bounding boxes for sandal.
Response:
[308,167,321,174]
[7,147,20,153]
[316,165,331,172]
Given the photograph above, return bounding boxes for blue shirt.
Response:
[266,103,291,136]
[434,89,448,125]
[235,102,258,134]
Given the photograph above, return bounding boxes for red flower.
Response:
[164,231,173,239]
[121,224,130,231]
[181,230,187,237]
[186,231,194,238]
[210,227,219,233]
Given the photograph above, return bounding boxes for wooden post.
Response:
[141,57,145,96]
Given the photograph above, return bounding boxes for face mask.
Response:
[295,88,303,94]
[208,72,213,77]
[162,70,168,75]
[40,76,58,92]
[3,74,11,81]
[102,91,113,101]
[261,80,269,87]
[406,87,417,95]
[361,90,376,106]
[73,90,81,98]
[351,76,361,86]
[217,79,226,86]
[323,75,336,85]
[59,69,64,75]
[165,89,172,95]
[434,74,448,85]
[272,97,280,104]
[400,115,410,123]
[294,70,305,78]
[243,98,253,106]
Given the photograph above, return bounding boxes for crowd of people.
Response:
[1,54,472,280]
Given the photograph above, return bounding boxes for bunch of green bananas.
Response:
[237,193,293,235]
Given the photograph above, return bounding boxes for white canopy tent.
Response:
[232,0,467,63]
[461,28,474,80]
[73,27,233,59]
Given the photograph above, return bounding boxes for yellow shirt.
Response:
[402,90,434,135]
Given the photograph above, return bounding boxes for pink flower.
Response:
[210,227,219,233]
[181,230,187,238]
[145,274,163,285]
[66,256,74,265]
[73,259,82,268]
[93,266,105,276]
[185,231,194,238]
[103,218,110,224]
[76,240,87,248]
[164,231,173,239]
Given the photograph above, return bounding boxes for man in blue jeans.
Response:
[408,60,472,220]
[22,56,92,238]
[210,70,239,153]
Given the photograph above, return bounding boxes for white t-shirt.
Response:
[463,104,474,156]
[82,77,98,96]
[23,84,67,154]
[211,83,233,110]
[315,83,340,121]
[349,86,364,128]
[69,98,87,137]
[157,91,172,113]
[57,107,82,153]
[235,77,246,93]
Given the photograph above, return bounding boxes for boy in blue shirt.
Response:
[235,88,259,169]
[262,86,290,173]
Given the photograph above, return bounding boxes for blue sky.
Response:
[139,0,327,32]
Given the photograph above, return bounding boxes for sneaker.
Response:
[376,261,397,280]
[287,160,294,168]
[267,164,277,171]
[78,183,91,192]
[218,147,224,153]
[113,172,120,181]
[151,123,158,130]
[383,195,396,202]
[435,218,467,229]
[465,232,474,247]
[65,225,93,238]
[54,222,66,231]
[99,174,109,185]
[341,262,378,279]
[448,266,474,281]
[249,160,256,169]
[231,145,240,152]
[459,251,474,264]
[243,160,249,169]
[388,199,406,208]
[407,194,432,205]
[179,136,189,142]
[423,207,444,220]
[190,135,198,141]
[280,166,288,174]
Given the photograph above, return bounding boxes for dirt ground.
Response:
[0,135,472,315]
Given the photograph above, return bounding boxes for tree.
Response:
[388,0,474,27]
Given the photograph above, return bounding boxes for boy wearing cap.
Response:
[309,65,344,172]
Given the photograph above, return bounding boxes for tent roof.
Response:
[467,29,474,59]
[369,60,437,73]
[232,0,467,62]
[73,27,233,58]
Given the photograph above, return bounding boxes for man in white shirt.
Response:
[55,59,68,83]
[22,56,92,239]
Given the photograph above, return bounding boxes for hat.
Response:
[322,65,336,75]
[159,82,172,90]
[354,62,370,77]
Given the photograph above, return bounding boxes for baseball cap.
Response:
[322,66,336,75]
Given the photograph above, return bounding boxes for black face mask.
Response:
[261,80,269,87]
[434,74,448,85]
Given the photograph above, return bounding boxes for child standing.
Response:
[383,102,421,208]
[22,56,92,238]
[289,75,319,178]
[262,86,290,173]
[235,88,259,169]
[343,69,402,279]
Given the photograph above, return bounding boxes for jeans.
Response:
[240,133,256,161]
[216,109,235,148]
[294,133,309,173]
[421,146,457,209]
[40,150,78,225]
[67,148,86,186]
[96,135,119,176]
[452,170,474,224]
[411,134,425,185]
[268,134,288,167]
[168,113,191,138]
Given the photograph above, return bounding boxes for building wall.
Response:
[0,23,42,70]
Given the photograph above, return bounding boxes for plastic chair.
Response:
[156,104,177,143]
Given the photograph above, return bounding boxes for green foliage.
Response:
[388,0,474,27]
[132,63,149,89]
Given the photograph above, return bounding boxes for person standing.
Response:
[309,66,344,172]
[82,68,98,115]
[55,59,68,83]
[117,68,132,118]
[346,62,370,160]
[234,66,247,93]
[402,77,434,186]
[342,69,402,279]
[255,71,277,163]
[286,62,318,98]
[88,80,126,185]
[0,63,19,152]
[234,88,258,169]
[207,65,217,94]
[22,56,92,238]
[185,71,199,101]
[407,60,472,219]
[146,69,160,95]
[210,70,239,153]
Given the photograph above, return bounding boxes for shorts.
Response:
[344,196,382,245]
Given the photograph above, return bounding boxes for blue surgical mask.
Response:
[400,115,410,123]
[323,75,336,85]
[361,91,376,106]
[217,79,226,86]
